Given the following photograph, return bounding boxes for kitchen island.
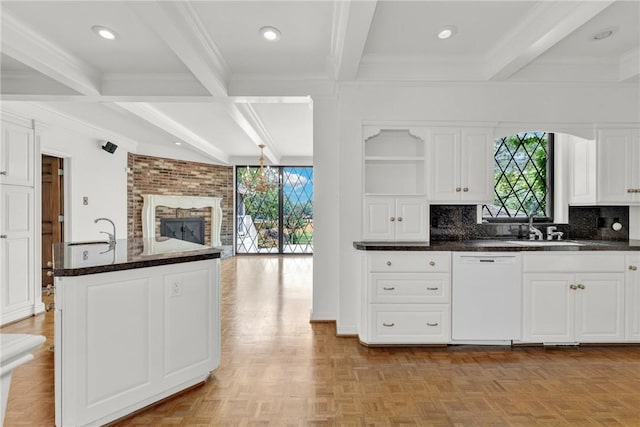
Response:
[52,237,221,427]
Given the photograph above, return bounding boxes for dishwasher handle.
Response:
[457,255,518,264]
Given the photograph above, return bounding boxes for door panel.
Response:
[575,273,625,342]
[42,155,63,286]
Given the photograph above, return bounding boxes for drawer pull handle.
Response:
[383,287,395,291]
[382,322,395,327]
[0,171,6,176]
[429,261,435,266]
[386,261,392,266]
[630,266,638,271]
[390,217,395,222]
[426,322,439,327]
[569,284,578,290]
[426,287,438,291]
[577,284,585,290]
[455,187,461,192]
[463,187,469,192]
[397,217,403,222]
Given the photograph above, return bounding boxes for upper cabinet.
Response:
[427,127,494,204]
[571,128,640,205]
[363,127,426,196]
[0,121,35,187]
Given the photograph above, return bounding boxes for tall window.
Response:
[482,132,553,221]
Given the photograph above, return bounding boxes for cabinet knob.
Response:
[47,271,54,277]
[577,284,585,290]
[629,265,638,271]
[47,261,53,267]
[463,187,469,192]
[569,284,578,290]
[386,261,392,266]
[0,235,7,239]
[429,261,435,266]
[390,217,395,222]
[455,187,461,192]
[397,217,403,222]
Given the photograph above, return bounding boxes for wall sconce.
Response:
[101,141,118,154]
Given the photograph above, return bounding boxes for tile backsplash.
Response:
[430,205,629,241]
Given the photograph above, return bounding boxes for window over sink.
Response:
[482,132,554,222]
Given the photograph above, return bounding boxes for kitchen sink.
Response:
[505,240,585,246]
[66,241,110,246]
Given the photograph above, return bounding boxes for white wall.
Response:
[329,81,640,332]
[40,126,129,242]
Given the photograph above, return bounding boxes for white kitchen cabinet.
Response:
[363,127,426,196]
[428,127,494,203]
[522,253,626,344]
[363,196,428,241]
[570,128,640,205]
[625,254,640,341]
[0,121,35,187]
[360,251,451,344]
[0,186,36,325]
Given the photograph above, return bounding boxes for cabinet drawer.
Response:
[369,252,450,273]
[369,273,449,303]
[523,253,625,273]
[369,304,450,344]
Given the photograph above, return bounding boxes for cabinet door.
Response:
[363,196,395,240]
[626,255,640,341]
[428,128,460,201]
[460,128,494,203]
[0,186,35,324]
[597,130,636,204]
[394,197,427,241]
[570,138,596,204]
[522,274,574,343]
[575,273,625,342]
[1,122,34,186]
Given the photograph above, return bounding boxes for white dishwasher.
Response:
[452,252,522,343]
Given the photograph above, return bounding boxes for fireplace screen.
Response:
[160,217,205,245]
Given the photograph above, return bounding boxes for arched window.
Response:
[482,132,553,221]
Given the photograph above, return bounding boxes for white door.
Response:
[574,273,625,342]
[363,196,395,240]
[428,128,460,201]
[522,274,574,343]
[0,186,35,324]
[460,128,494,203]
[626,255,640,340]
[1,122,34,187]
[394,197,427,241]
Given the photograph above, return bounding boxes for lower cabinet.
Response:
[626,254,640,341]
[522,253,626,344]
[360,252,450,345]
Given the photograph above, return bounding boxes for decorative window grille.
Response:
[482,132,553,220]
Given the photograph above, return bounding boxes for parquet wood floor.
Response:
[2,255,640,426]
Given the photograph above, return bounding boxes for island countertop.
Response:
[53,237,222,276]
[353,239,640,252]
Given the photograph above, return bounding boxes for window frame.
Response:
[482,132,555,224]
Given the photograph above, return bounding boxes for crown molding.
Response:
[232,103,281,164]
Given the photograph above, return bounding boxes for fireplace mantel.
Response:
[142,194,223,246]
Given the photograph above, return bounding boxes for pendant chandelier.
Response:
[242,144,278,193]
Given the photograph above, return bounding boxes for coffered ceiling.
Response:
[1,1,638,165]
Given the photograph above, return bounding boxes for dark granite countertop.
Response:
[353,239,640,252]
[53,237,222,276]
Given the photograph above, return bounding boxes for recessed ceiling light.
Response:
[259,26,281,42]
[592,27,617,41]
[437,25,457,40]
[91,25,117,40]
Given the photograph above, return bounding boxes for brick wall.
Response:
[127,153,234,246]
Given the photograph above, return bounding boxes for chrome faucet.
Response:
[95,217,116,246]
[546,226,564,241]
[528,210,544,240]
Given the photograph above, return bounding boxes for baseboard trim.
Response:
[309,310,336,322]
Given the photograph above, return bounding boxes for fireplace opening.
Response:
[160,217,205,245]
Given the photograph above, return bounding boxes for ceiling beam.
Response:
[231,103,281,164]
[329,0,378,81]
[115,102,230,164]
[0,94,312,104]
[485,0,615,81]
[1,11,102,95]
